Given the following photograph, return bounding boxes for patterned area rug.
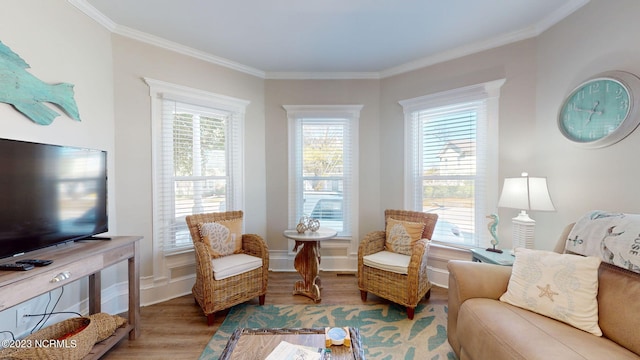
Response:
[199,303,455,360]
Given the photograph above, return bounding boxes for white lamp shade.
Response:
[498,176,555,212]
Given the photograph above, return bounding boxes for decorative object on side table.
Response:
[296,221,308,234]
[296,215,321,233]
[558,70,640,149]
[485,213,502,253]
[307,218,320,232]
[498,172,555,252]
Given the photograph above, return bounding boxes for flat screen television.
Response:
[0,138,108,259]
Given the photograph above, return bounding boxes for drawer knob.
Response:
[51,271,71,283]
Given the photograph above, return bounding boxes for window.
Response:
[146,78,248,254]
[284,105,361,238]
[400,80,504,247]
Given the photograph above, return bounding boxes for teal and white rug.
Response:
[199,303,456,360]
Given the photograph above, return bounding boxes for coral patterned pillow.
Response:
[384,218,425,255]
[198,218,243,258]
[499,248,602,336]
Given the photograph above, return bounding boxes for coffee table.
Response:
[219,327,365,360]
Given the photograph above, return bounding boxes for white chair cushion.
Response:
[363,250,410,275]
[211,253,263,280]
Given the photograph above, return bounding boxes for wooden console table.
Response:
[0,236,141,359]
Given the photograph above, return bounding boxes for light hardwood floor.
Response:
[103,271,448,359]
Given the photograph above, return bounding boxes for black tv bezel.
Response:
[0,138,109,259]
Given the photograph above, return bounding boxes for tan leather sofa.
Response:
[447,224,640,360]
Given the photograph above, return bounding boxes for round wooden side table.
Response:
[283,228,337,302]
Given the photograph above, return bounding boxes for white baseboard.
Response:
[137,244,471,306]
[270,244,471,289]
[427,265,450,288]
[268,249,357,272]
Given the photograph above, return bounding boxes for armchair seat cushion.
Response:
[212,253,263,280]
[363,250,410,275]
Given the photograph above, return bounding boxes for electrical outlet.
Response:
[15,305,30,327]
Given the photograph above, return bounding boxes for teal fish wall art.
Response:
[0,40,80,125]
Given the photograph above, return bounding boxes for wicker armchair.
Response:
[185,211,269,326]
[357,209,438,319]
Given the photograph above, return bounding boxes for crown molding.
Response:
[68,0,117,31]
[68,0,265,79]
[380,26,538,79]
[534,0,590,33]
[114,25,266,78]
[381,0,589,78]
[70,0,589,81]
[266,71,380,80]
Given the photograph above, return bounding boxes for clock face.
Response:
[558,77,630,144]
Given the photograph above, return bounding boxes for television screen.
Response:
[0,138,108,259]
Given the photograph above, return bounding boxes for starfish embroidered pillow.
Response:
[499,248,603,336]
[385,218,425,255]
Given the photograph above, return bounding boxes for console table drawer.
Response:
[0,255,103,310]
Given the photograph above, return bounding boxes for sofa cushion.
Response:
[211,253,262,280]
[597,263,640,356]
[384,217,424,255]
[362,250,410,275]
[458,298,640,360]
[499,248,602,336]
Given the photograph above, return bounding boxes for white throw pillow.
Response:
[499,248,602,336]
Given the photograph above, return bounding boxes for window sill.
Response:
[428,241,473,262]
[164,246,194,257]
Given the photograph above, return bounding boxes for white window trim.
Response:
[283,105,361,254]
[399,79,504,248]
[144,77,249,285]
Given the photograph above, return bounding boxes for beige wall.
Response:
[380,39,539,249]
[0,0,116,334]
[3,0,640,306]
[260,0,640,254]
[534,0,640,249]
[264,79,381,254]
[111,36,266,292]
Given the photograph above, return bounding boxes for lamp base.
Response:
[512,211,536,250]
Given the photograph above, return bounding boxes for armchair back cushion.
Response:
[198,218,243,258]
[385,218,425,255]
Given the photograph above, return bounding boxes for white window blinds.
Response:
[146,78,248,254]
[285,105,361,238]
[401,80,504,247]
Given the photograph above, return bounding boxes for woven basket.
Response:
[0,317,97,360]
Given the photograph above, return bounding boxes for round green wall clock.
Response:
[558,70,640,148]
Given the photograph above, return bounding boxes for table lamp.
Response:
[497,172,555,252]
